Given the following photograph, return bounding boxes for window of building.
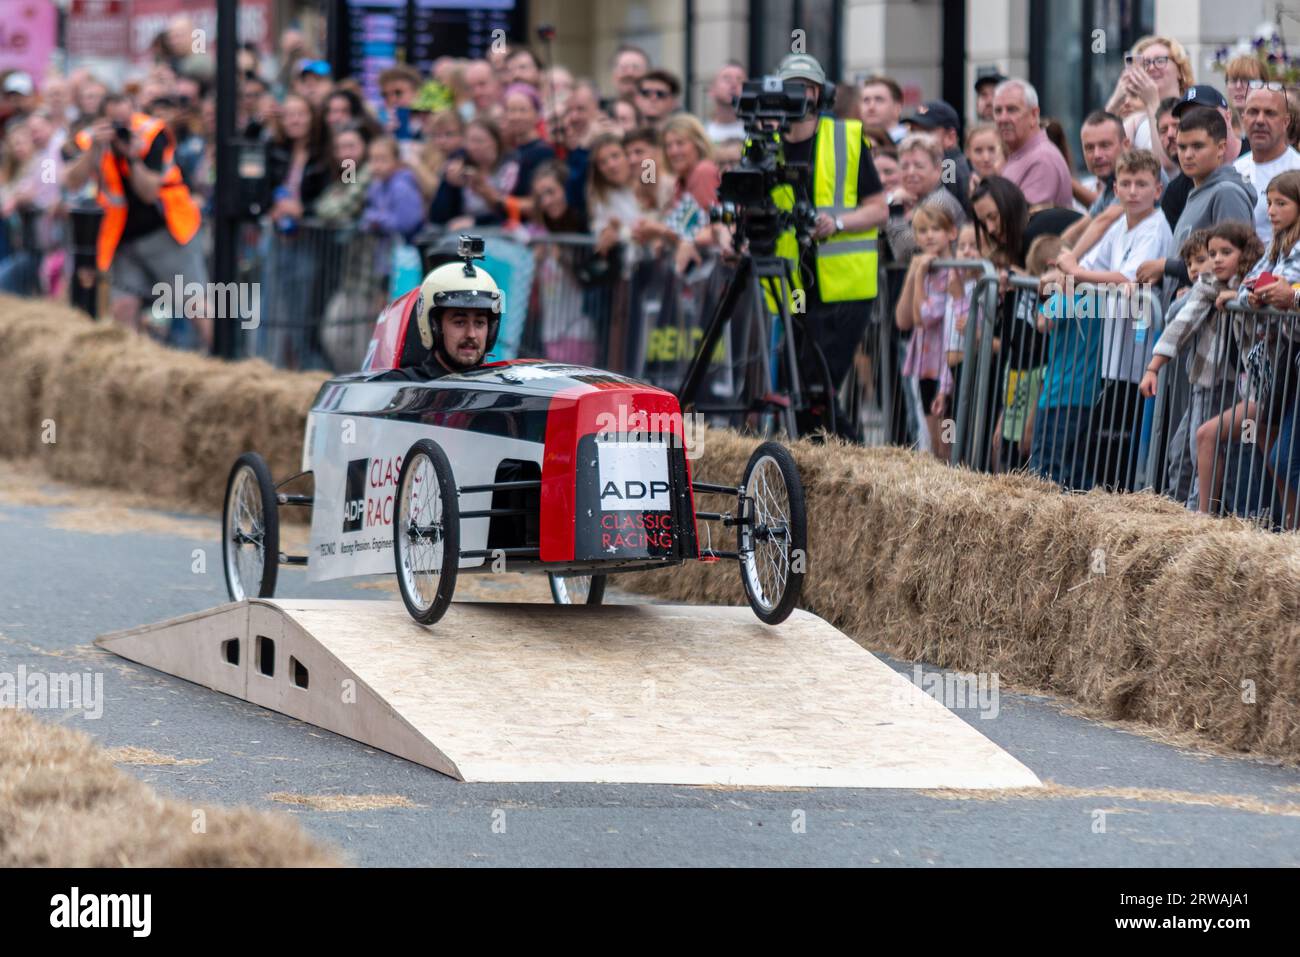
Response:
[748,0,842,82]
[1030,0,1155,171]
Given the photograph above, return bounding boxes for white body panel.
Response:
[304,410,544,582]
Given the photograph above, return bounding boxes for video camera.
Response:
[713,76,819,256]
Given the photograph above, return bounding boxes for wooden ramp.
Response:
[96,599,1041,789]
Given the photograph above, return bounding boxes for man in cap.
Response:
[1142,86,1241,251]
[973,66,1006,123]
[903,99,971,206]
[1135,102,1254,288]
[1,71,34,133]
[295,59,334,109]
[763,53,888,435]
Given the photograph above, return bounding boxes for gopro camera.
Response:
[458,234,486,276]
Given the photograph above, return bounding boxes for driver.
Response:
[411,255,504,378]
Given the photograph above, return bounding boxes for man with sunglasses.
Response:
[635,69,681,131]
[1234,81,1300,242]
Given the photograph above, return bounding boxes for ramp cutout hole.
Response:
[222,639,239,666]
[290,657,309,690]
[255,636,275,677]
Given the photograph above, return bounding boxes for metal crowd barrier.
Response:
[239,218,394,371]
[851,257,999,459]
[841,260,906,448]
[947,273,1166,492]
[0,205,66,300]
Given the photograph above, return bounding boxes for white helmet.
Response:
[414,257,504,356]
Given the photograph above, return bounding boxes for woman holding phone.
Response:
[1104,36,1192,173]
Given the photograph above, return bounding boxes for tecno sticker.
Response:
[597,440,671,511]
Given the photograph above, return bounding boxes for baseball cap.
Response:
[3,71,33,96]
[298,59,332,79]
[777,53,826,88]
[1172,84,1228,117]
[974,66,1007,90]
[903,99,960,131]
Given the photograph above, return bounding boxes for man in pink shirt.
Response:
[994,78,1073,207]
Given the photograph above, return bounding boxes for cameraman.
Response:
[63,92,207,346]
[769,54,888,393]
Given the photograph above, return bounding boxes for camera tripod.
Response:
[677,252,837,439]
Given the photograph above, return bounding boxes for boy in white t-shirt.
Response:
[1052,149,1173,490]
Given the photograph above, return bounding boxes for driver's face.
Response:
[441,309,491,366]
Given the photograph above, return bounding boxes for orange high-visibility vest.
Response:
[74,113,201,271]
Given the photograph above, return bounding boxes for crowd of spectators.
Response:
[8,20,1300,523]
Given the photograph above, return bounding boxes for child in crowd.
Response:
[1140,227,1211,504]
[360,136,426,241]
[895,201,963,460]
[1141,224,1262,509]
[1196,170,1300,518]
[942,223,982,408]
[1053,148,1172,491]
[1028,233,1099,488]
[964,124,1004,196]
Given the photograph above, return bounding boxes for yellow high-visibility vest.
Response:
[766,116,878,309]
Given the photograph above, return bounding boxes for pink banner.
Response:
[0,0,57,77]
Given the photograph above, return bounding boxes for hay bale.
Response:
[0,709,339,866]
[0,295,325,510]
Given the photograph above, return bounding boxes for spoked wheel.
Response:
[548,573,607,605]
[738,441,807,624]
[222,452,279,601]
[394,439,460,625]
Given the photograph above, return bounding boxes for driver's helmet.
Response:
[415,259,504,357]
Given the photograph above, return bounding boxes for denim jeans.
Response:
[1029,403,1092,490]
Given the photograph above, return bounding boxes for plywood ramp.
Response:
[97,600,1041,789]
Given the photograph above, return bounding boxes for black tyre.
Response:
[548,573,607,605]
[394,439,460,625]
[737,441,807,624]
[222,452,279,601]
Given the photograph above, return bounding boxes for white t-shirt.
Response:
[1131,115,1152,150]
[706,119,745,144]
[1080,206,1174,384]
[1234,147,1300,242]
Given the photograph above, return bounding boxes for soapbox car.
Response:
[221,283,808,626]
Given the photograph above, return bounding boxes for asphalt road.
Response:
[2,492,1299,867]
